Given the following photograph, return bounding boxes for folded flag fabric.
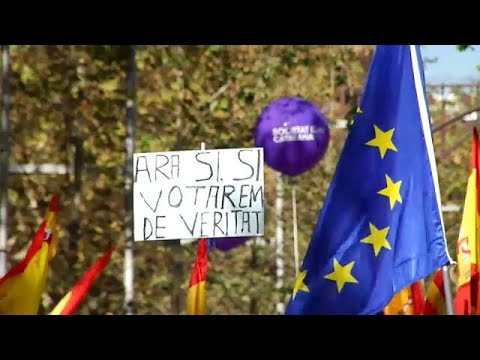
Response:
[285,45,451,315]
[423,269,446,315]
[0,222,50,314]
[49,246,115,315]
[186,238,208,315]
[453,128,480,315]
[0,194,59,315]
[384,281,424,315]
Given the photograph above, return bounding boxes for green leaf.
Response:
[98,77,119,93]
[457,45,474,52]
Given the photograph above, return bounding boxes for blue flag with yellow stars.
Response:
[285,45,452,315]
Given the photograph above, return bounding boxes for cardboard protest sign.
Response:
[133,148,264,241]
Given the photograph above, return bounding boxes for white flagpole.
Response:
[442,265,455,315]
[0,45,10,277]
[275,172,285,314]
[410,45,455,315]
[290,178,299,277]
[124,45,136,315]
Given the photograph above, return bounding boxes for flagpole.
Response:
[409,45,455,316]
[290,177,299,277]
[441,265,455,315]
[124,45,136,315]
[0,45,10,277]
[275,172,285,314]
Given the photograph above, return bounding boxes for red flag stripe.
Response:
[25,194,59,260]
[56,246,115,315]
[0,221,47,284]
[453,128,480,315]
[473,128,480,213]
[188,239,208,288]
[411,281,424,315]
[474,128,480,314]
[48,193,60,212]
[454,284,471,315]
[423,270,446,315]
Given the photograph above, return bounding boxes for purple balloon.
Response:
[254,97,330,176]
[212,237,250,251]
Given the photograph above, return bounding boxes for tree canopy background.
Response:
[1,45,478,314]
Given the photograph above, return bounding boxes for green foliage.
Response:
[2,45,473,315]
[457,45,479,74]
[457,45,474,52]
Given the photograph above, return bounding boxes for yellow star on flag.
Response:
[361,223,392,256]
[324,258,358,293]
[292,270,310,299]
[378,174,402,210]
[356,106,363,114]
[365,124,397,159]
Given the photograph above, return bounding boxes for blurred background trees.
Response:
[0,45,478,314]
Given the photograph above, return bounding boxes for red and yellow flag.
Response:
[45,194,60,261]
[384,281,424,315]
[423,269,446,315]
[186,238,208,315]
[50,246,114,315]
[454,128,480,315]
[0,194,59,315]
[24,194,59,262]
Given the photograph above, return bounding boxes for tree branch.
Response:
[432,106,480,134]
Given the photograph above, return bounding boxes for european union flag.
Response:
[285,45,452,315]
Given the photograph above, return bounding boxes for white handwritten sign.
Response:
[133,147,265,241]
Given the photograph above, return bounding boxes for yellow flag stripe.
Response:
[0,242,50,315]
[384,287,412,315]
[186,281,206,315]
[426,283,446,315]
[49,291,72,315]
[457,169,477,287]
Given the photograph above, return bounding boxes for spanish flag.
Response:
[383,281,424,315]
[186,238,208,315]
[0,222,49,314]
[50,246,114,315]
[454,128,480,315]
[0,194,59,315]
[24,194,59,262]
[423,269,446,315]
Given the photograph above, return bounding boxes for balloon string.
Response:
[275,173,285,314]
[292,183,299,277]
